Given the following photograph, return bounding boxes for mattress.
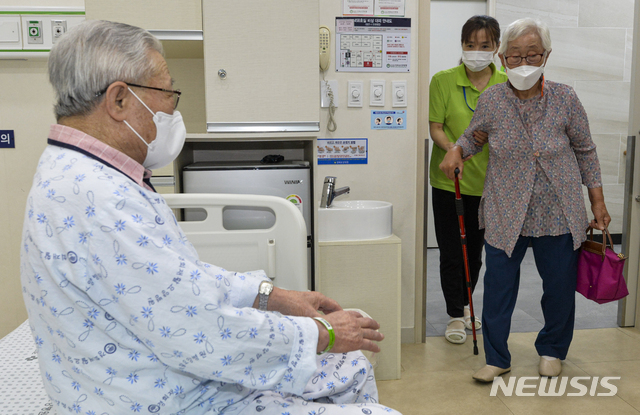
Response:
[0,321,52,414]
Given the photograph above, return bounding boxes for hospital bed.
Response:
[0,193,309,414]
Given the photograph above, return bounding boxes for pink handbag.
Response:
[576,226,628,304]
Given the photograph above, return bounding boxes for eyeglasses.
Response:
[504,53,545,66]
[95,82,182,109]
[127,83,181,110]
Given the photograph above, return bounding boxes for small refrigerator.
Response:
[182,160,312,286]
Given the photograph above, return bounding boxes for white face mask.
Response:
[506,64,545,91]
[123,87,187,170]
[461,50,495,72]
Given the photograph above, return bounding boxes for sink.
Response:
[317,200,393,242]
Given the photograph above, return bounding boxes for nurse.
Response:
[428,15,507,344]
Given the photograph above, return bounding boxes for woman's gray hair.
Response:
[498,18,552,55]
[48,20,164,120]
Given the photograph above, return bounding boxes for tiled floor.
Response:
[377,328,640,414]
[425,247,620,337]
[375,247,637,415]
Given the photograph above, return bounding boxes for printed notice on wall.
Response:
[317,138,368,165]
[371,110,406,129]
[375,0,405,16]
[343,0,405,16]
[335,17,411,72]
[343,0,374,16]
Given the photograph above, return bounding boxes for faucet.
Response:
[320,176,350,208]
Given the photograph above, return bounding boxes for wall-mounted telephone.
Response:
[319,26,330,71]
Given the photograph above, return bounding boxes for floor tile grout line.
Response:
[568,358,640,370]
[616,395,640,414]
[495,392,520,415]
[615,326,640,339]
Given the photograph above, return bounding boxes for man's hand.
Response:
[253,287,342,318]
[252,288,383,354]
[316,310,384,354]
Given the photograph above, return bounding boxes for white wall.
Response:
[0,0,83,6]
[317,2,420,338]
[426,0,487,247]
[0,0,84,338]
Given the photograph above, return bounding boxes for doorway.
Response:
[424,0,637,338]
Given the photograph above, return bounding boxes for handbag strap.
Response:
[587,225,626,260]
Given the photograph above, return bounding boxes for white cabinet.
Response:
[85,0,202,31]
[202,1,319,134]
[316,236,402,381]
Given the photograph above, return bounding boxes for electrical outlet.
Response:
[27,20,43,44]
[51,20,67,43]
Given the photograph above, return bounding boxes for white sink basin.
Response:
[318,200,393,242]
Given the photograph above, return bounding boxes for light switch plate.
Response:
[347,81,363,107]
[392,80,407,107]
[370,80,385,107]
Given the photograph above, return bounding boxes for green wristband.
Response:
[313,317,335,355]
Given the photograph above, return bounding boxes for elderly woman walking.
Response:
[440,18,610,382]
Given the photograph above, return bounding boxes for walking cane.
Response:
[454,167,479,355]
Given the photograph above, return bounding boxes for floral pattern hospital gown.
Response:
[20,125,399,415]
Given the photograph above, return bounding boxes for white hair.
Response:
[498,18,552,55]
[48,20,164,120]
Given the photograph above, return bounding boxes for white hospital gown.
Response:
[20,143,399,415]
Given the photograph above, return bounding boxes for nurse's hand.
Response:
[439,145,465,181]
[473,130,488,146]
[315,310,384,354]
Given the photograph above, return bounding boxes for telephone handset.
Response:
[319,26,331,71]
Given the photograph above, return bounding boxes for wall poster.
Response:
[343,0,405,17]
[335,17,411,72]
[317,138,368,165]
[371,110,406,130]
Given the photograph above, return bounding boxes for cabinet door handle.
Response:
[218,69,227,80]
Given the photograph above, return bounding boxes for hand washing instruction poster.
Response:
[335,17,411,72]
[317,139,368,165]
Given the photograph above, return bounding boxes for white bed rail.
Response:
[163,193,309,291]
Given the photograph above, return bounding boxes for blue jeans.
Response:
[482,234,580,369]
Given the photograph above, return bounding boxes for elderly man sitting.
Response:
[20,20,400,415]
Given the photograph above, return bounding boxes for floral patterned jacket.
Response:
[457,81,602,256]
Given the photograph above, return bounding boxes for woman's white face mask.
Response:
[123,87,187,170]
[505,52,548,91]
[462,50,496,72]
